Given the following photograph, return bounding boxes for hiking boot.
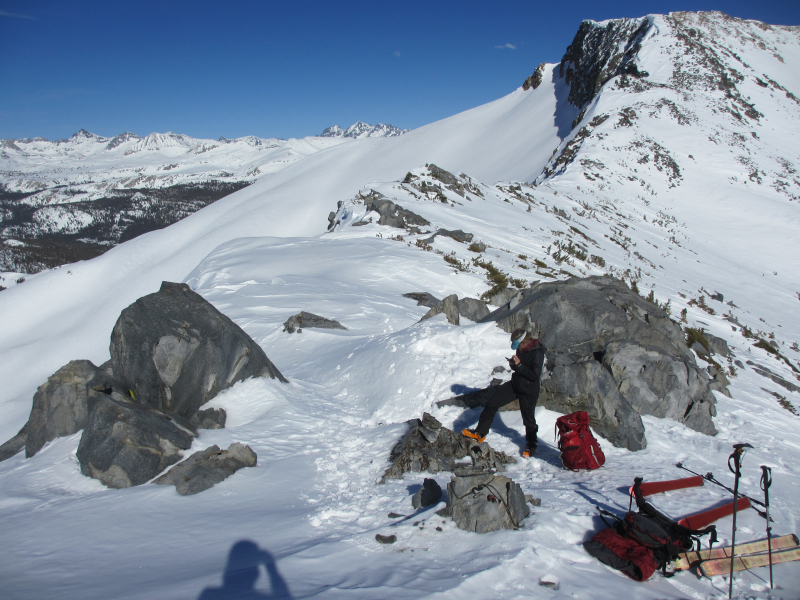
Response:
[461,428,486,443]
[522,445,537,458]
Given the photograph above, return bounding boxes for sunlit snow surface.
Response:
[1,12,799,600]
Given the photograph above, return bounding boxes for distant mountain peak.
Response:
[320,122,408,139]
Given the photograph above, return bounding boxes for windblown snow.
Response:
[1,11,799,600]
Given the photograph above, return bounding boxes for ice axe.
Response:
[728,443,752,599]
[760,465,774,589]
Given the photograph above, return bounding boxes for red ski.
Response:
[629,475,704,497]
[678,497,751,529]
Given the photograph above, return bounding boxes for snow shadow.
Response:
[198,540,293,600]
[449,383,482,395]
[551,67,580,140]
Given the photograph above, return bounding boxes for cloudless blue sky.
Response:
[1,0,798,141]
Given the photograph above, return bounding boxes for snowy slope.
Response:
[1,11,799,600]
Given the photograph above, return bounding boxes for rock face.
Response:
[110,282,286,420]
[382,413,515,482]
[76,394,195,488]
[26,359,119,458]
[412,478,443,509]
[438,472,530,533]
[153,442,257,495]
[283,311,346,333]
[420,294,460,326]
[478,276,718,449]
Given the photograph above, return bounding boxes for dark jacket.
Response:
[511,338,545,397]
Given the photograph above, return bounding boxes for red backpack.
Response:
[555,411,605,470]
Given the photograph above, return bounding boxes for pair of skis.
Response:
[637,473,800,579]
[672,533,800,575]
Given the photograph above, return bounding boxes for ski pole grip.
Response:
[760,465,772,490]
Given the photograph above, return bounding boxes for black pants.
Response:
[475,381,539,447]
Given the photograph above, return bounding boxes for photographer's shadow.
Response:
[199,540,293,600]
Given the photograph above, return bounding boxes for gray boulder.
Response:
[438,472,530,533]
[478,276,717,448]
[26,359,120,458]
[458,297,490,322]
[420,294,460,325]
[486,287,519,307]
[707,366,732,398]
[381,413,515,482]
[540,357,647,450]
[362,191,430,229]
[77,394,195,488]
[283,311,346,333]
[153,442,257,495]
[110,282,286,421]
[403,292,441,308]
[190,407,227,430]
[705,333,731,357]
[603,342,716,436]
[412,478,443,509]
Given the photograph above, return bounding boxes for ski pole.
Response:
[728,443,751,600]
[760,465,773,589]
[676,462,772,518]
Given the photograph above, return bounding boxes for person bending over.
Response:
[462,328,545,457]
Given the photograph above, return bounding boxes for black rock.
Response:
[412,478,443,509]
[375,534,397,544]
[153,442,257,495]
[190,407,227,430]
[110,282,286,421]
[77,394,195,488]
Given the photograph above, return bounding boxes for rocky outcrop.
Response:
[0,423,27,462]
[153,443,257,495]
[283,311,346,333]
[403,292,441,308]
[25,360,119,458]
[421,229,474,244]
[362,191,430,229]
[110,282,286,420]
[438,472,530,533]
[420,294,460,325]
[381,413,515,482]
[477,276,718,449]
[523,63,547,91]
[417,294,490,325]
[76,394,195,488]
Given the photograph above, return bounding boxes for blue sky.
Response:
[1,0,798,141]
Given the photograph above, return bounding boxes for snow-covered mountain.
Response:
[0,130,351,271]
[1,11,799,600]
[321,121,408,138]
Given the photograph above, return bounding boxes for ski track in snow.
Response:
[1,11,800,600]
